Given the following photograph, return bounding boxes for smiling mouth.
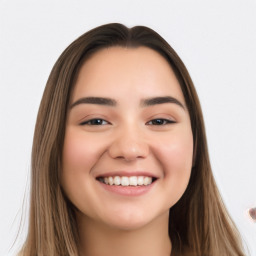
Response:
[97,176,157,187]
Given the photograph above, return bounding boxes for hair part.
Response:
[19,23,246,256]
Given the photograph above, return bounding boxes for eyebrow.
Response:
[70,97,117,109]
[141,96,185,109]
[70,96,185,110]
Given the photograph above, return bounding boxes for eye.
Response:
[80,118,110,126]
[146,118,176,125]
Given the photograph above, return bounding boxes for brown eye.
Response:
[80,119,109,125]
[147,119,175,125]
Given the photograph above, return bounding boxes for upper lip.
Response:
[95,171,158,179]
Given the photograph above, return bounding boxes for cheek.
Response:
[61,129,103,202]
[62,129,103,171]
[156,128,193,171]
[153,128,193,204]
[61,129,106,214]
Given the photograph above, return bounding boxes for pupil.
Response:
[154,119,163,125]
[93,119,102,125]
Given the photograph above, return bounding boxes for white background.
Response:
[0,0,255,255]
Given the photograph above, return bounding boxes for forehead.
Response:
[72,46,185,103]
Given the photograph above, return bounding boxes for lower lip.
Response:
[97,181,155,196]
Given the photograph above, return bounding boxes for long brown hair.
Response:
[19,23,246,256]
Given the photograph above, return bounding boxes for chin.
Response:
[105,216,152,231]
[100,206,168,232]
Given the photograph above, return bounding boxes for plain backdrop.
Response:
[0,0,256,255]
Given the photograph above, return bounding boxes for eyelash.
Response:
[80,119,110,126]
[146,119,176,125]
[80,118,175,126]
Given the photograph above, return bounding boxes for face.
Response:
[61,46,193,230]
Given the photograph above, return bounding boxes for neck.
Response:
[76,211,172,256]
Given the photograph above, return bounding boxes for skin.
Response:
[61,46,194,256]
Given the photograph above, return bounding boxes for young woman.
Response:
[18,23,246,256]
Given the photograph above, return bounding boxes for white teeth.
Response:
[129,176,137,186]
[100,176,153,186]
[113,176,121,185]
[121,176,129,186]
[137,176,144,185]
[144,177,152,185]
[108,176,114,185]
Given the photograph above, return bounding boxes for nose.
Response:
[108,126,149,161]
